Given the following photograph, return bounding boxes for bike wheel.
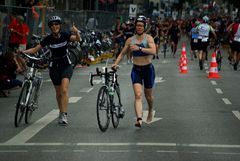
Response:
[96,86,110,132]
[111,85,121,129]
[14,82,29,127]
[25,85,37,124]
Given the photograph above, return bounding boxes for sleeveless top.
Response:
[131,34,149,57]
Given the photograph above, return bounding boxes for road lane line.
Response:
[216,88,223,94]
[3,142,240,149]
[80,87,93,93]
[213,152,240,155]
[69,97,82,103]
[42,150,58,153]
[44,79,52,82]
[73,150,86,153]
[222,98,232,105]
[5,110,59,145]
[0,150,28,153]
[99,150,130,153]
[211,81,217,85]
[156,150,178,153]
[232,111,240,120]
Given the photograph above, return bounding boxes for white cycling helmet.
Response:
[203,16,209,23]
[48,16,62,27]
[135,15,147,28]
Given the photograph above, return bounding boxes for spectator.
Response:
[16,15,30,50]
[0,51,23,96]
[8,13,20,51]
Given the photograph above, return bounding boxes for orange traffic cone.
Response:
[208,52,221,78]
[179,43,188,74]
[180,56,188,74]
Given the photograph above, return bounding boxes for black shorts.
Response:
[190,39,198,51]
[49,65,73,85]
[197,41,209,52]
[232,41,240,53]
[154,37,160,44]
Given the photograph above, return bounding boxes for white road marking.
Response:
[3,142,240,149]
[0,150,28,153]
[216,88,223,94]
[73,150,86,153]
[99,150,130,153]
[44,79,52,82]
[211,81,217,85]
[232,111,240,120]
[93,79,101,84]
[5,110,59,145]
[213,152,240,155]
[69,97,82,103]
[42,150,58,153]
[142,110,162,124]
[80,87,93,93]
[156,150,178,153]
[155,77,165,83]
[222,98,232,105]
[206,71,209,74]
[205,67,208,70]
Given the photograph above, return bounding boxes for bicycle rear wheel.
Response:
[111,85,121,128]
[14,82,29,127]
[96,86,110,132]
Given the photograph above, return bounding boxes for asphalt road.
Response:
[0,37,240,161]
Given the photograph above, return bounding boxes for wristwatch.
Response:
[139,47,142,51]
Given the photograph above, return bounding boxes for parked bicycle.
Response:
[14,52,47,127]
[89,66,124,132]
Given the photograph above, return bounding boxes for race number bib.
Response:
[202,37,208,42]
[234,37,240,42]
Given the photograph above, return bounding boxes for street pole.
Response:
[95,0,99,10]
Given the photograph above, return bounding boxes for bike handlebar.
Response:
[89,66,119,86]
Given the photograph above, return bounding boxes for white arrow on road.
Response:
[155,77,165,83]
[142,110,162,124]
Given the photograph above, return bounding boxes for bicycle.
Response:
[14,52,47,127]
[215,39,222,71]
[89,66,124,132]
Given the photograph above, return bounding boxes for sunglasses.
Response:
[50,22,60,26]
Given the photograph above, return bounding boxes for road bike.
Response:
[14,52,47,127]
[89,66,124,132]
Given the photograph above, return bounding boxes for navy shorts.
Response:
[131,64,155,89]
[49,65,73,86]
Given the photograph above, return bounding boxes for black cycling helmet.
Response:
[135,15,147,28]
[48,16,62,27]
